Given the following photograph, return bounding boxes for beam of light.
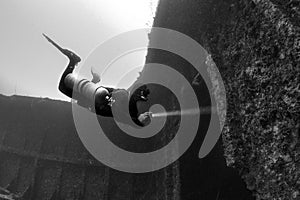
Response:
[151,107,216,118]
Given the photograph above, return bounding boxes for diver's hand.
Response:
[138,112,152,126]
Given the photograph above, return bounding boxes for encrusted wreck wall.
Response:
[148,0,299,199]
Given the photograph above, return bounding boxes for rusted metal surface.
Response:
[0,95,168,200]
[0,186,21,200]
[0,146,101,167]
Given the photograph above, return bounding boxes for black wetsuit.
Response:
[59,63,146,127]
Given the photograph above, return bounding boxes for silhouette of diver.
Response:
[43,34,151,127]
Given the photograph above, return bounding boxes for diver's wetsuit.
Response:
[43,33,148,126]
[59,62,147,127]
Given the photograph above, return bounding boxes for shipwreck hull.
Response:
[0,95,174,200]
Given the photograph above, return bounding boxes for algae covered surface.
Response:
[216,1,299,199]
[152,0,299,199]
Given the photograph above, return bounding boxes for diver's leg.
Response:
[43,33,81,98]
[58,49,81,98]
[58,64,75,98]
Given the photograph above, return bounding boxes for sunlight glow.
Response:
[80,0,160,89]
[84,0,159,29]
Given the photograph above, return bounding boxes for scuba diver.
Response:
[43,34,151,127]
